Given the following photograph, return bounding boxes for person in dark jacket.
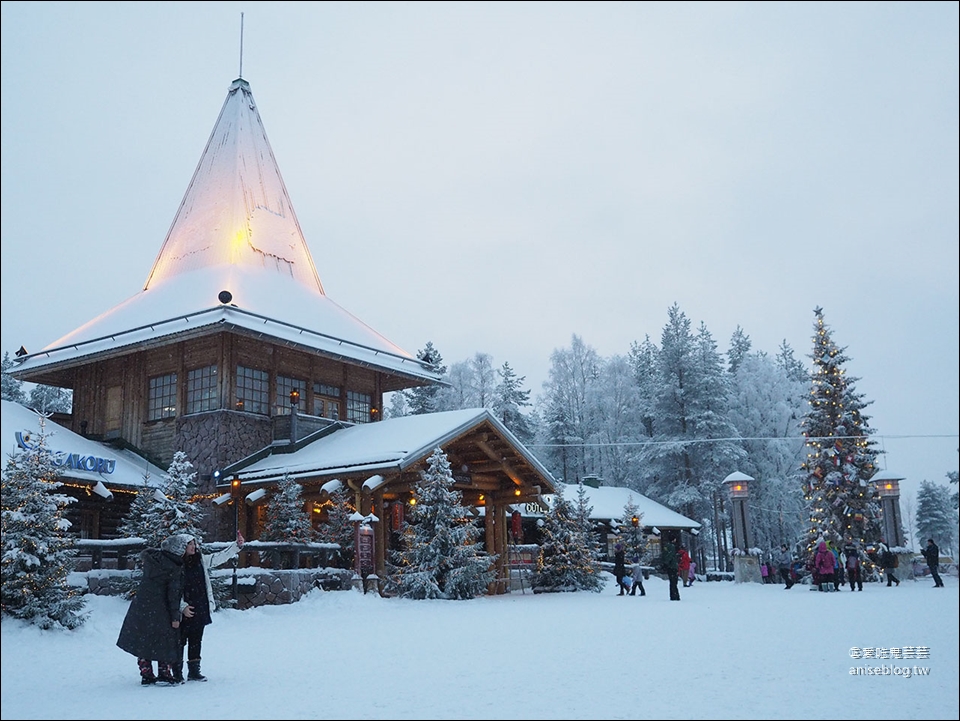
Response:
[660,536,680,601]
[116,534,189,685]
[613,544,630,595]
[173,532,244,682]
[777,544,795,589]
[921,538,945,588]
[842,535,864,591]
[877,538,900,587]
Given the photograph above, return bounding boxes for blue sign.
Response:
[15,431,116,475]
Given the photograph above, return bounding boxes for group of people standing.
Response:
[613,536,699,601]
[116,531,243,686]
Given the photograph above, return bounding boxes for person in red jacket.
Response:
[677,545,692,587]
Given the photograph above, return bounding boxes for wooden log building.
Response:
[8,76,557,592]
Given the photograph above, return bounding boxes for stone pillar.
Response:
[724,471,760,583]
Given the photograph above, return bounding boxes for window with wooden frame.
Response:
[312,382,341,420]
[186,364,218,414]
[236,366,269,415]
[346,389,372,424]
[147,372,177,421]
[275,374,307,415]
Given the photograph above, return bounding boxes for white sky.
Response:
[1,575,957,719]
[1,3,957,507]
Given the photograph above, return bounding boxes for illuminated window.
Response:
[313,382,341,419]
[346,390,371,424]
[276,375,307,415]
[148,373,177,421]
[236,366,269,415]
[186,365,218,414]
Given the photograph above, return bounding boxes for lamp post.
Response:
[289,389,300,442]
[874,470,906,548]
[724,471,760,583]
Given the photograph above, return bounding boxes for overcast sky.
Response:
[2,2,957,506]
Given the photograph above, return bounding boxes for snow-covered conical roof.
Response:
[144,78,322,293]
[12,78,441,387]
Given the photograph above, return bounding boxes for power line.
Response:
[528,434,957,449]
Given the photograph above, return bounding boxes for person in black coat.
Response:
[173,532,243,682]
[613,544,630,595]
[116,534,190,685]
[922,539,945,588]
[660,536,680,601]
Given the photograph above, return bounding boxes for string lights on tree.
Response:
[799,307,882,557]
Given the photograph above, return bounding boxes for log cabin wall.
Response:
[63,331,390,490]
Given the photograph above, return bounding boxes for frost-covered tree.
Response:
[628,335,659,438]
[799,308,882,555]
[1,352,26,403]
[1,413,86,629]
[915,480,958,558]
[140,451,205,548]
[262,473,317,543]
[636,306,744,527]
[727,325,752,374]
[493,361,533,443]
[533,483,603,593]
[573,481,605,570]
[407,342,446,415]
[27,384,72,414]
[117,476,161,542]
[392,448,494,599]
[261,473,317,569]
[727,351,807,553]
[317,484,355,568]
[536,335,603,486]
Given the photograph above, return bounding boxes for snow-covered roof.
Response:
[0,399,165,489]
[513,482,700,530]
[228,408,556,492]
[10,78,441,386]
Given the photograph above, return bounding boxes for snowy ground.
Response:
[2,572,957,720]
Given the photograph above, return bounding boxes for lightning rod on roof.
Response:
[239,12,244,78]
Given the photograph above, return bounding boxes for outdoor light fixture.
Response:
[289,389,300,407]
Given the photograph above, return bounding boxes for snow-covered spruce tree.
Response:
[27,384,72,414]
[407,342,447,415]
[916,480,958,558]
[494,361,534,444]
[141,451,205,547]
[117,476,160,543]
[1,352,26,403]
[1,413,86,629]
[392,448,495,599]
[799,308,882,555]
[620,495,647,563]
[573,481,605,573]
[727,350,807,553]
[317,485,356,568]
[261,473,317,568]
[533,483,603,593]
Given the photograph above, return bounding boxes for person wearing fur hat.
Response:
[173,530,244,682]
[116,534,191,685]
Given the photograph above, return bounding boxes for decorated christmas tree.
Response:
[316,485,356,568]
[1,413,87,629]
[392,447,495,599]
[799,308,882,555]
[533,483,604,593]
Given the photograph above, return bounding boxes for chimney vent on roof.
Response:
[218,290,233,304]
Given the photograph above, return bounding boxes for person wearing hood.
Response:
[116,534,191,685]
[174,530,244,682]
[814,541,836,592]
